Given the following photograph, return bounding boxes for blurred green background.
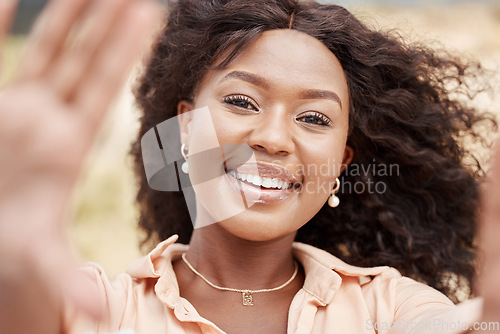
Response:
[3,1,500,277]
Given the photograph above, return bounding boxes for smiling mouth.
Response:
[226,169,296,191]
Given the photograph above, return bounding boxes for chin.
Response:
[216,216,299,243]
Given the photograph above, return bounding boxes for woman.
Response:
[0,0,498,333]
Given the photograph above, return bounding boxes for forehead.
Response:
[233,29,345,82]
[198,29,349,106]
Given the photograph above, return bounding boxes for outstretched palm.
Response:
[0,0,160,333]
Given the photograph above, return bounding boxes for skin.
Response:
[174,29,353,333]
[0,1,499,333]
[0,0,160,333]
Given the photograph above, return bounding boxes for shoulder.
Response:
[293,242,453,308]
[294,242,484,334]
[294,241,453,301]
[65,235,188,333]
[293,241,395,280]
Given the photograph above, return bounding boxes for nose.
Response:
[247,107,295,156]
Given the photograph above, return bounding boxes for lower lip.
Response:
[225,172,296,205]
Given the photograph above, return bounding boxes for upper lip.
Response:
[226,161,300,184]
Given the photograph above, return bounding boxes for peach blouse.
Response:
[64,235,483,333]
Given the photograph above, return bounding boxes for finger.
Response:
[0,0,18,68]
[48,0,134,101]
[16,0,91,80]
[0,0,18,43]
[74,0,162,131]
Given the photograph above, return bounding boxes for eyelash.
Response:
[223,95,259,111]
[296,111,332,127]
[223,95,331,127]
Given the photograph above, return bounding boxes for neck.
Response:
[185,224,297,290]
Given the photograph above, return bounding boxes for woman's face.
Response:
[179,29,352,241]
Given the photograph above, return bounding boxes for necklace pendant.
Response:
[242,291,254,306]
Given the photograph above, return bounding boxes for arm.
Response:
[476,141,500,334]
[389,276,482,334]
[388,139,500,334]
[0,1,160,333]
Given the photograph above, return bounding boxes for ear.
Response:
[340,145,354,174]
[177,100,194,147]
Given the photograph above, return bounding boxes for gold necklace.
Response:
[181,252,299,306]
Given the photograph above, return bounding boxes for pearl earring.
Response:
[181,144,189,174]
[328,178,340,208]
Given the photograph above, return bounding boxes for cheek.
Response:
[298,135,347,198]
[301,129,348,172]
[189,91,248,153]
[206,105,252,146]
[187,107,220,154]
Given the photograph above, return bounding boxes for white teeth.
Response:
[229,170,292,190]
[252,175,263,186]
[262,178,273,188]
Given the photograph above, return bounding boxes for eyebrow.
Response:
[219,70,270,89]
[300,89,343,109]
[219,70,343,108]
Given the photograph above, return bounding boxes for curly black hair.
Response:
[131,0,496,303]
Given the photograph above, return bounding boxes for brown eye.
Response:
[224,95,258,111]
[297,111,332,126]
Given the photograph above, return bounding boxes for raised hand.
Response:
[0,0,161,333]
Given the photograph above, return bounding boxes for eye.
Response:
[223,95,259,111]
[296,111,332,127]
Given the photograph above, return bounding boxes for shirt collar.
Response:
[126,236,391,307]
[292,242,390,305]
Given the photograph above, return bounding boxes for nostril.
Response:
[251,144,290,157]
[250,144,271,154]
